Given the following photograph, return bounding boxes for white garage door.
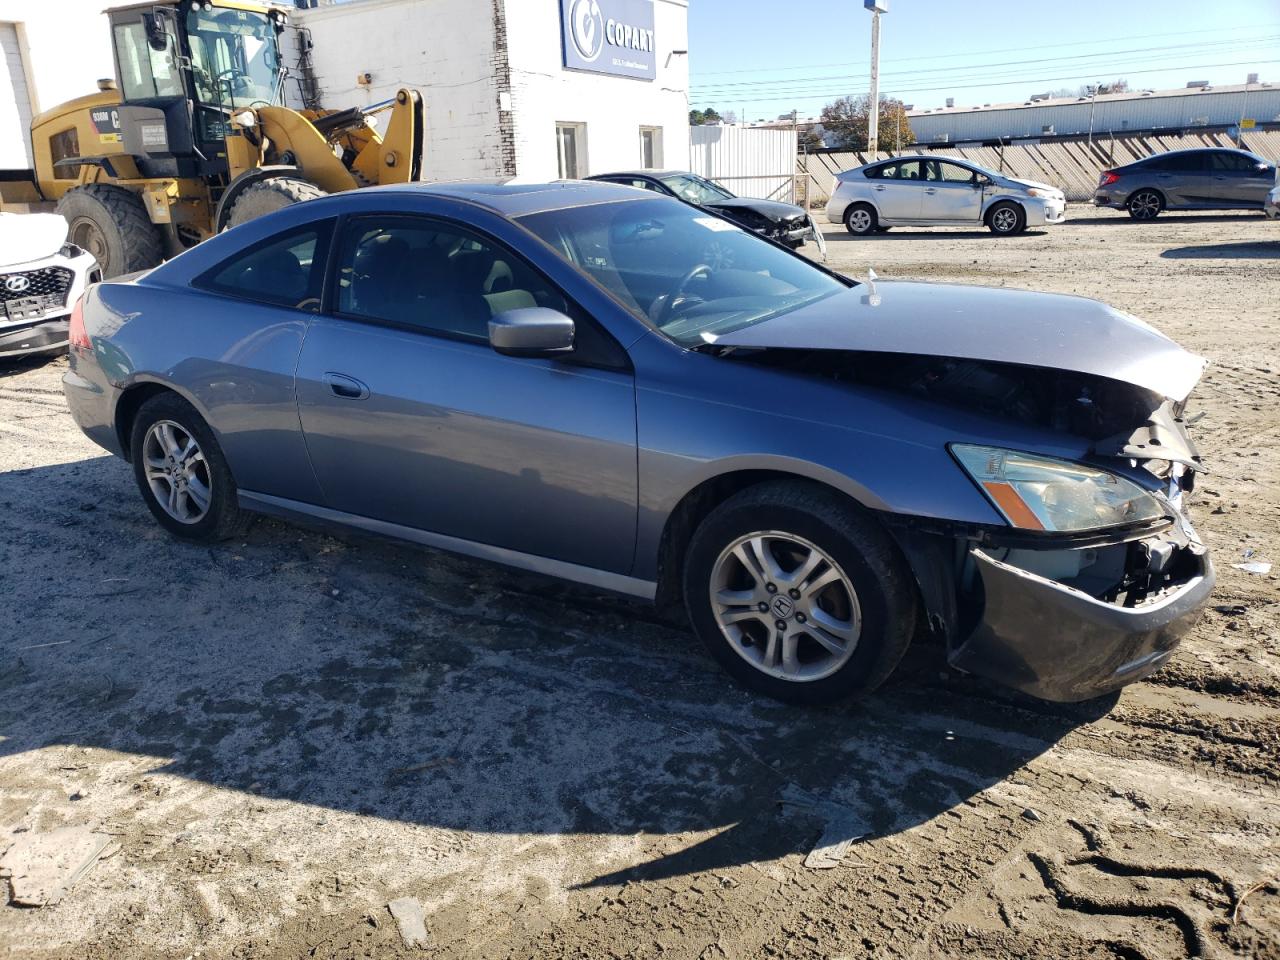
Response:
[0,24,34,168]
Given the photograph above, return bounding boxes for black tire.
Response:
[986,200,1025,235]
[129,393,250,542]
[1127,189,1164,220]
[683,480,918,705]
[55,184,163,279]
[225,176,328,229]
[843,203,878,236]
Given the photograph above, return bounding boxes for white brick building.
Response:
[294,0,690,182]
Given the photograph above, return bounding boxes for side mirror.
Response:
[488,307,575,358]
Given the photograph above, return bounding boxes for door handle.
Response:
[874,185,885,191]
[925,188,937,194]
[323,372,370,400]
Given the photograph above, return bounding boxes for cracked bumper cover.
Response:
[949,545,1215,702]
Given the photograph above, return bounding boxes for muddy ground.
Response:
[1,206,1278,960]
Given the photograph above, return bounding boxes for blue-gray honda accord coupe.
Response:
[63,181,1214,704]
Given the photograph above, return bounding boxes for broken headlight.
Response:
[951,444,1165,532]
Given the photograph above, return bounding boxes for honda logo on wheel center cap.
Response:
[5,275,30,293]
[770,595,795,619]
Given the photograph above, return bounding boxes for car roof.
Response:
[588,170,696,180]
[369,178,654,217]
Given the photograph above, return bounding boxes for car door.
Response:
[922,160,984,222]
[293,213,639,574]
[866,160,925,221]
[1150,152,1210,206]
[1209,151,1275,206]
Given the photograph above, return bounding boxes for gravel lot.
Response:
[1,205,1278,959]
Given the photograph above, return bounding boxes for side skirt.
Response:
[238,490,658,601]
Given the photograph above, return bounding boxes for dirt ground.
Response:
[1,205,1278,960]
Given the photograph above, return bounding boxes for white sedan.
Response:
[826,155,1067,236]
[0,212,100,358]
[1266,184,1279,220]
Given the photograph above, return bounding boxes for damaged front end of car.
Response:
[705,281,1215,701]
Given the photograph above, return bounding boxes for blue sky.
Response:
[687,0,1280,121]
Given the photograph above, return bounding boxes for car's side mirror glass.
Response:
[488,307,575,358]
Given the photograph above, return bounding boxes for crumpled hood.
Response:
[709,280,1206,402]
[704,197,808,222]
[0,212,68,266]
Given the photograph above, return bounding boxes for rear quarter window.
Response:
[194,220,333,312]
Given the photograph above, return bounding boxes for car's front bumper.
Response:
[1023,196,1068,226]
[1265,195,1280,219]
[0,248,99,358]
[949,544,1214,702]
[0,315,70,357]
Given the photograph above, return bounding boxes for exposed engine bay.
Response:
[737,347,1201,476]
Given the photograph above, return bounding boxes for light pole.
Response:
[1239,72,1257,147]
[865,1,887,155]
[1086,81,1101,151]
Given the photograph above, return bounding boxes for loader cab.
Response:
[108,1,286,179]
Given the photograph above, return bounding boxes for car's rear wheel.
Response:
[130,393,250,541]
[844,203,877,236]
[683,481,917,704]
[986,201,1025,235]
[1127,189,1163,220]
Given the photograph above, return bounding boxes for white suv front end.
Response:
[0,213,101,358]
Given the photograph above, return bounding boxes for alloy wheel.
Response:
[142,420,213,524]
[709,531,862,682]
[1130,191,1161,219]
[847,208,873,234]
[991,206,1019,233]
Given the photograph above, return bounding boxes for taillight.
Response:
[68,296,90,350]
[1098,171,1120,186]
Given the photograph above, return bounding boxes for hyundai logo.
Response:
[5,275,30,293]
[569,0,604,62]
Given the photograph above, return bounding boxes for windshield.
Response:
[185,7,282,108]
[518,197,847,347]
[659,174,735,205]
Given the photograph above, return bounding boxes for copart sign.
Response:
[560,0,656,81]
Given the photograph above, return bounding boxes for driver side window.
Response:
[938,161,977,183]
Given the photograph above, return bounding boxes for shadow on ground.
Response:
[1161,240,1280,260]
[0,455,1111,887]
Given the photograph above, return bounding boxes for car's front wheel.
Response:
[844,203,878,236]
[683,481,917,704]
[986,201,1025,235]
[1127,189,1163,220]
[129,393,250,541]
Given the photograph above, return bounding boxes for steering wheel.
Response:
[657,264,713,325]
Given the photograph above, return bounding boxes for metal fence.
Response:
[797,128,1280,205]
[690,125,799,203]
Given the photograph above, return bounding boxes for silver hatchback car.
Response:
[827,155,1067,236]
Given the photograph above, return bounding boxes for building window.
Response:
[639,126,663,168]
[556,122,586,179]
[49,128,80,180]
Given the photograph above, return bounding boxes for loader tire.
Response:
[225,177,328,229]
[56,184,164,279]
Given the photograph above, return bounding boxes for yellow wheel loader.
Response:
[0,0,422,277]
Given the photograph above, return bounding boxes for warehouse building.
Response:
[909,81,1280,144]
[0,0,689,182]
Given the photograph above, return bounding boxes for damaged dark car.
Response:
[587,169,826,254]
[63,182,1212,705]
